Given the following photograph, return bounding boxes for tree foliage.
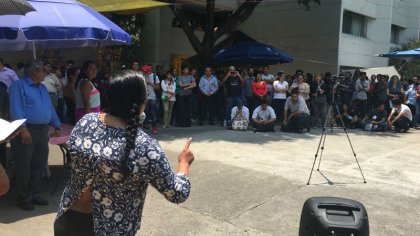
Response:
[390,38,420,78]
[109,13,145,63]
[168,0,321,69]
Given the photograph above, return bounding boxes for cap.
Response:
[142,65,152,72]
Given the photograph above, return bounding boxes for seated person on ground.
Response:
[228,101,249,131]
[361,103,388,131]
[387,98,412,132]
[281,88,311,133]
[334,103,363,129]
[252,98,276,132]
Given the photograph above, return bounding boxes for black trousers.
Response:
[54,210,94,236]
[394,116,411,131]
[179,94,192,127]
[271,99,286,122]
[199,94,216,123]
[252,121,275,132]
[10,125,49,202]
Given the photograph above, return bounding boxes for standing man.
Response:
[42,62,62,113]
[142,65,160,135]
[9,60,61,210]
[178,65,196,127]
[353,72,370,118]
[243,67,255,119]
[132,61,140,72]
[262,66,275,103]
[222,66,244,125]
[0,58,20,169]
[339,71,355,106]
[198,66,219,125]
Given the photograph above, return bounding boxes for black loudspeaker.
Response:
[299,197,369,236]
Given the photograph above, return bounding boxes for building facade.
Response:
[138,0,420,74]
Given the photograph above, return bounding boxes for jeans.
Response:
[146,99,159,128]
[394,116,411,131]
[311,99,327,127]
[225,96,243,122]
[252,121,275,132]
[414,100,420,127]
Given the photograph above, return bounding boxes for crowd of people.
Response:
[0,57,419,235]
[1,58,419,137]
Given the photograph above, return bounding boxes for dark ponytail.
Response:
[121,103,140,175]
[106,70,147,176]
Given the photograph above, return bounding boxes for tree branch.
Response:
[202,0,215,52]
[214,0,262,40]
[170,5,204,55]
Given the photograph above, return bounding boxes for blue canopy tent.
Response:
[213,41,293,66]
[0,0,131,58]
[378,48,420,58]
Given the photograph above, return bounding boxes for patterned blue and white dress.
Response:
[56,113,191,235]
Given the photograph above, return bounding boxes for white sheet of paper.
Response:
[0,118,26,142]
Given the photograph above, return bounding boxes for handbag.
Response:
[232,118,249,131]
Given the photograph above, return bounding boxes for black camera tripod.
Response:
[306,97,367,185]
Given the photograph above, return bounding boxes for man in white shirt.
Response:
[252,99,276,132]
[388,98,412,132]
[282,88,311,133]
[228,101,249,130]
[143,65,161,135]
[42,62,62,109]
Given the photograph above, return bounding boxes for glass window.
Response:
[342,11,366,38]
[391,25,402,44]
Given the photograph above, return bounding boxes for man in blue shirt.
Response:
[9,60,61,211]
[198,66,219,125]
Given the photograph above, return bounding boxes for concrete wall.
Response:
[338,0,420,70]
[137,0,420,74]
[137,7,202,70]
[238,0,341,75]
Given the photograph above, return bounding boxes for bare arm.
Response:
[79,80,92,113]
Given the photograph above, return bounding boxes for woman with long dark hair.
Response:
[55,70,194,236]
[74,60,100,122]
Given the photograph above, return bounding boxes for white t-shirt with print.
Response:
[252,105,276,120]
[273,80,288,99]
[392,104,412,121]
[144,73,160,100]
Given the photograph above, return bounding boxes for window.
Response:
[390,25,402,44]
[342,11,367,37]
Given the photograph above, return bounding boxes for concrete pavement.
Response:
[0,126,419,235]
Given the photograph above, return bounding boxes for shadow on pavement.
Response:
[0,165,66,224]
